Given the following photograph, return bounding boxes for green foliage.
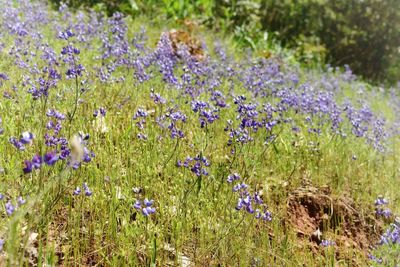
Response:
[259,0,400,83]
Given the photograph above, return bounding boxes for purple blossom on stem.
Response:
[44,151,59,165]
[32,154,42,169]
[227,173,240,183]
[83,182,92,196]
[73,186,81,195]
[17,196,26,205]
[5,201,15,215]
[320,239,335,247]
[23,160,33,174]
[20,131,34,144]
[133,200,142,209]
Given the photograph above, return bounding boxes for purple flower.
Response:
[262,211,273,221]
[368,254,383,264]
[82,147,94,163]
[232,182,248,192]
[73,186,81,195]
[376,208,392,218]
[32,154,42,169]
[375,196,389,206]
[235,198,244,210]
[20,131,34,144]
[46,109,66,120]
[23,160,33,174]
[246,203,255,214]
[0,73,9,80]
[133,200,142,209]
[0,239,4,252]
[99,107,106,117]
[9,137,25,151]
[178,154,210,177]
[150,91,166,104]
[143,198,154,207]
[133,108,148,119]
[17,196,26,205]
[254,193,263,205]
[93,107,106,117]
[85,189,92,196]
[58,29,74,40]
[5,201,15,216]
[135,198,156,216]
[320,239,335,247]
[142,206,156,216]
[44,151,59,166]
[83,183,92,196]
[227,173,241,183]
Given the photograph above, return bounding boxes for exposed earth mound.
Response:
[287,185,384,260]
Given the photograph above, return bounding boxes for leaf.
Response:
[129,0,139,11]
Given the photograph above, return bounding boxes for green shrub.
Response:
[259,0,400,83]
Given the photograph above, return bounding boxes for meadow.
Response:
[0,1,399,266]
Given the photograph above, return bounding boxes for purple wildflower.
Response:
[320,239,335,247]
[142,206,156,216]
[5,201,15,215]
[143,198,154,207]
[44,151,59,165]
[227,173,241,183]
[20,131,34,144]
[83,183,92,196]
[375,196,389,206]
[17,196,26,205]
[9,137,25,151]
[368,254,383,264]
[32,154,42,169]
[133,200,142,209]
[73,186,81,195]
[23,160,33,174]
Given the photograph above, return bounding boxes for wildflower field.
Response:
[0,1,399,266]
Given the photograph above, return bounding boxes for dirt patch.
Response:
[167,29,205,61]
[286,185,383,252]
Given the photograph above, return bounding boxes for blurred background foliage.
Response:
[50,0,400,85]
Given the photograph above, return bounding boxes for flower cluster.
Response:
[2,195,26,216]
[134,198,156,216]
[228,173,272,222]
[133,108,148,129]
[375,196,392,219]
[379,222,400,246]
[150,91,166,105]
[157,107,187,139]
[319,239,335,247]
[93,107,106,118]
[9,131,34,151]
[177,155,210,176]
[73,182,93,196]
[191,100,220,128]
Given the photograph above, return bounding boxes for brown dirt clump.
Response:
[167,29,205,61]
[286,185,383,253]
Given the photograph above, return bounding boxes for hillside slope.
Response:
[0,1,399,266]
